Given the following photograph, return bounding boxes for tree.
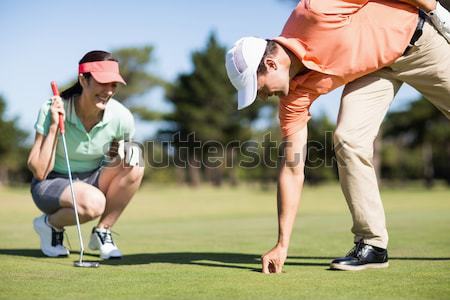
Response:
[383,97,450,187]
[163,32,264,186]
[0,95,29,185]
[112,46,166,109]
[305,114,338,184]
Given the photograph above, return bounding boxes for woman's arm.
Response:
[27,96,65,180]
[27,130,58,180]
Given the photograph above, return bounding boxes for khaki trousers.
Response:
[334,20,450,249]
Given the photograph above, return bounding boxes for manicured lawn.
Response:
[0,183,449,299]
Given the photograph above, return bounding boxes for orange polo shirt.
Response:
[274,0,418,137]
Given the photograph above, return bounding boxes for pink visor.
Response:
[78,61,126,85]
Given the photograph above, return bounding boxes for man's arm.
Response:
[401,0,450,42]
[261,125,307,274]
[400,0,437,11]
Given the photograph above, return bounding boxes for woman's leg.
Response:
[32,179,106,257]
[96,163,144,228]
[47,181,106,229]
[85,163,144,259]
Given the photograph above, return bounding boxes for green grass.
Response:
[0,183,449,300]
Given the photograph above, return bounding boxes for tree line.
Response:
[0,33,448,187]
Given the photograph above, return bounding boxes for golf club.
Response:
[51,81,99,268]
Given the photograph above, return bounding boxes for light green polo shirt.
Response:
[34,96,135,174]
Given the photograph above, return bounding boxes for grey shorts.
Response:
[30,168,102,215]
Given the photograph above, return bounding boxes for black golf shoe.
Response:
[330,241,388,271]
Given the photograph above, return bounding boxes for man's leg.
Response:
[392,20,450,118]
[334,72,402,250]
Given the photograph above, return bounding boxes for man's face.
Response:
[256,57,290,101]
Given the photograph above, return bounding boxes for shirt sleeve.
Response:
[279,89,319,137]
[34,99,53,136]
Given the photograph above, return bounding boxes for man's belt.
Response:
[404,10,427,54]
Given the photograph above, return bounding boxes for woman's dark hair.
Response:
[257,40,278,75]
[60,50,118,99]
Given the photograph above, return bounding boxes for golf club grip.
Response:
[51,81,59,96]
[50,81,65,134]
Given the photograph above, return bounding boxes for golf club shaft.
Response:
[51,81,85,264]
[60,133,85,263]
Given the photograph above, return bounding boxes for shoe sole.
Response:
[33,218,69,257]
[90,244,122,259]
[90,242,122,260]
[101,255,122,260]
[330,262,389,271]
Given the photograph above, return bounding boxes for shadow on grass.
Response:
[0,249,326,271]
[0,249,99,258]
[1,249,449,271]
[100,252,329,270]
[290,256,450,261]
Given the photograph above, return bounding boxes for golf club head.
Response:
[74,261,100,268]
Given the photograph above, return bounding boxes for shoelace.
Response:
[354,241,372,260]
[346,240,365,258]
[98,230,115,245]
[51,229,64,247]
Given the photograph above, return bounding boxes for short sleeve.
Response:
[279,90,319,137]
[34,99,52,136]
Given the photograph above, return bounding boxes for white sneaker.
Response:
[88,227,122,259]
[33,215,70,257]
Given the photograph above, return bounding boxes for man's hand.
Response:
[261,245,288,274]
[428,1,450,42]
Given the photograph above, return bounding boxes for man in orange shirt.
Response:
[225,0,450,272]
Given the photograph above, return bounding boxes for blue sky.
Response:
[0,0,420,141]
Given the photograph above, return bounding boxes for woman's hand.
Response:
[50,96,65,126]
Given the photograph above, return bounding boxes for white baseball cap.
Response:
[225,37,268,110]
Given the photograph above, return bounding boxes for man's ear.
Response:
[264,57,278,71]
